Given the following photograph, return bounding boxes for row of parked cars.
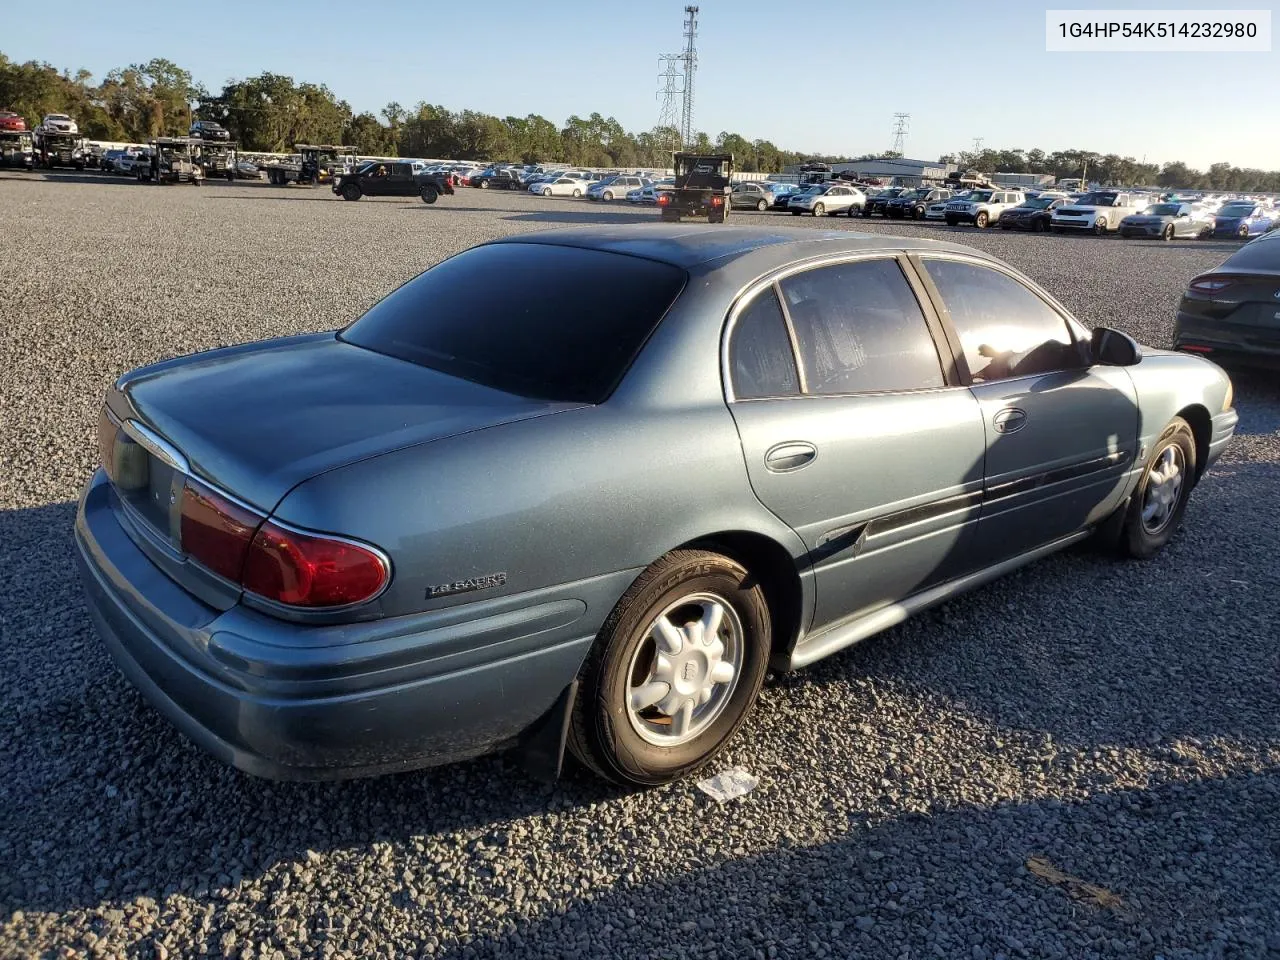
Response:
[709,179,1280,241]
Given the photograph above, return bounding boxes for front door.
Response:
[917,255,1139,565]
[725,256,988,633]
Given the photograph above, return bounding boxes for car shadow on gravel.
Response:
[431,769,1280,959]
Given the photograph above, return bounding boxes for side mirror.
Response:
[1091,327,1141,366]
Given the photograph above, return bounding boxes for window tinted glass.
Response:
[729,290,800,399]
[778,259,945,395]
[341,244,687,403]
[923,259,1080,383]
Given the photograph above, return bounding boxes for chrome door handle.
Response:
[764,442,817,472]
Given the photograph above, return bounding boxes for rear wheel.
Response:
[567,550,771,787]
[848,204,862,217]
[420,184,439,204]
[756,199,767,211]
[573,188,582,198]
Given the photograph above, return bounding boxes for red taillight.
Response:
[1189,276,1234,293]
[711,196,723,206]
[180,479,263,582]
[1180,345,1214,353]
[241,521,389,608]
[657,193,670,205]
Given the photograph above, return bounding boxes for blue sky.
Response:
[5,0,1278,169]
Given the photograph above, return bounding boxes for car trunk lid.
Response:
[108,332,584,520]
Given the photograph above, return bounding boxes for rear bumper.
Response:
[1174,312,1280,369]
[75,470,618,780]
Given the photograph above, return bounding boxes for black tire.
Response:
[661,209,680,222]
[756,199,767,212]
[1053,227,1064,234]
[974,211,989,229]
[791,210,802,216]
[1114,417,1197,559]
[420,185,439,204]
[341,183,361,201]
[1162,224,1175,241]
[812,202,825,217]
[604,191,615,201]
[1000,223,1011,231]
[1034,218,1047,232]
[945,216,958,226]
[1238,224,1249,239]
[542,187,552,197]
[567,549,771,787]
[848,204,861,217]
[573,188,582,198]
[1093,218,1108,236]
[479,179,489,189]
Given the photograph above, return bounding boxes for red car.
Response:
[0,112,27,132]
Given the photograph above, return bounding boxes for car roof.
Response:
[486,224,988,271]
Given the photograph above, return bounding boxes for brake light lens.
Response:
[711,196,723,206]
[241,521,389,608]
[657,193,670,205]
[180,479,263,582]
[1189,277,1234,293]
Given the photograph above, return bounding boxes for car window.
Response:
[729,289,801,400]
[922,259,1081,383]
[340,243,687,404]
[778,259,945,395]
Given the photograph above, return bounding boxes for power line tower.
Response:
[890,113,910,156]
[680,6,699,148]
[971,137,984,154]
[655,6,699,152]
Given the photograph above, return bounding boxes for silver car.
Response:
[1119,202,1215,240]
[787,183,866,217]
[77,226,1236,788]
[731,181,788,211]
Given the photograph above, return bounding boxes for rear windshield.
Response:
[1222,234,1280,272]
[339,243,687,403]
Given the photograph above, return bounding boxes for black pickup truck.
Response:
[331,161,456,203]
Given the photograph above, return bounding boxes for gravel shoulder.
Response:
[2,172,1277,960]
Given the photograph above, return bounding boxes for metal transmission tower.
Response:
[679,6,699,148]
[655,5,699,151]
[890,113,910,155]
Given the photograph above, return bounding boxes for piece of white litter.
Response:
[696,766,759,802]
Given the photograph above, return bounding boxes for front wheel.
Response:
[974,211,989,229]
[945,216,958,227]
[568,550,771,787]
[603,191,615,201]
[1163,224,1175,241]
[1238,224,1250,239]
[1114,418,1197,559]
[812,203,825,217]
[1093,218,1108,236]
[341,183,361,201]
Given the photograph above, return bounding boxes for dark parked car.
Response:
[331,161,455,203]
[999,196,1070,232]
[1174,230,1280,367]
[887,188,952,220]
[77,226,1236,788]
[862,187,909,218]
[190,120,231,142]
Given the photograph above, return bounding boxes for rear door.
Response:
[389,163,416,195]
[915,255,1139,565]
[725,255,987,632]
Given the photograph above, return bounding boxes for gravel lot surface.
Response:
[2,171,1277,960]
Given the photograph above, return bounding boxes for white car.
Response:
[787,183,866,217]
[1051,190,1148,235]
[926,191,969,220]
[588,175,648,201]
[39,113,78,134]
[531,175,590,198]
[944,189,1026,228]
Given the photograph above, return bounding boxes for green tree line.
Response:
[3,52,1278,188]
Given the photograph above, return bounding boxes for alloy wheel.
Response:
[1141,444,1185,534]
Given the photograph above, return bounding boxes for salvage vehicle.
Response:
[731,181,790,212]
[137,138,205,185]
[331,160,455,203]
[1210,201,1277,240]
[33,130,88,170]
[863,187,911,218]
[263,145,357,185]
[999,196,1070,233]
[0,130,34,169]
[77,225,1237,788]
[190,120,231,142]
[787,182,865,217]
[1051,191,1147,235]
[195,141,239,181]
[1174,229,1280,367]
[658,153,733,222]
[38,113,78,134]
[1118,202,1215,240]
[945,189,1026,228]
[0,111,28,132]
[887,187,952,220]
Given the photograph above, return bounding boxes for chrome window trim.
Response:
[721,250,953,404]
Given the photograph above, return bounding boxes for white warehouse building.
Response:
[828,156,957,184]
